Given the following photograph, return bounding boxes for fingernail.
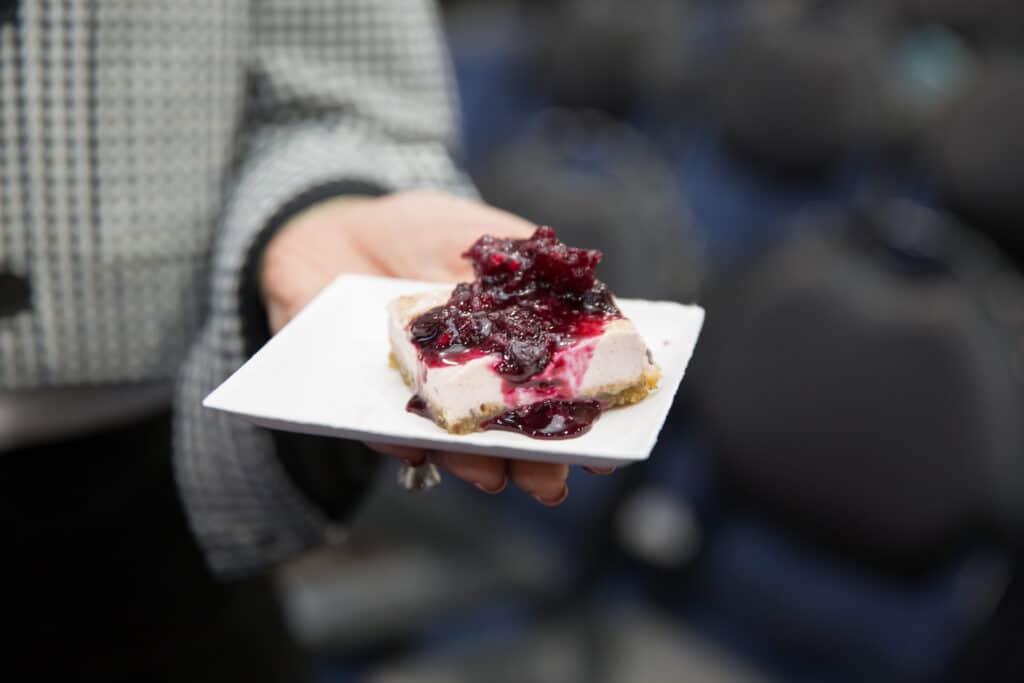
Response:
[474,477,507,495]
[533,484,569,506]
[584,466,616,476]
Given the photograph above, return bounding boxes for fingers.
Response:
[433,451,508,494]
[369,442,588,506]
[508,460,570,506]
[367,445,507,493]
[366,442,427,466]
[433,452,572,505]
[437,453,571,504]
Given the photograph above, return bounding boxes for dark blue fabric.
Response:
[0,0,17,25]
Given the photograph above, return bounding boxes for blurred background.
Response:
[282,1,1024,681]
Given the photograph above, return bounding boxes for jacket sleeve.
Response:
[173,0,475,577]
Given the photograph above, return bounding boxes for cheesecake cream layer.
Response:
[388,289,660,433]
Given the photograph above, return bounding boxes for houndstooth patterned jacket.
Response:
[0,0,472,575]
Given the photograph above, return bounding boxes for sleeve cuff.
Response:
[237,180,387,523]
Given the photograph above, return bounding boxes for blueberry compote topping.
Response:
[406,227,623,440]
[409,226,621,382]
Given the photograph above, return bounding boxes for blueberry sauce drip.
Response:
[406,394,604,439]
[483,399,603,439]
[409,226,621,383]
[406,395,430,419]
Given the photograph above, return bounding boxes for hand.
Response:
[260,191,614,505]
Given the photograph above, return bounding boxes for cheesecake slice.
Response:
[387,226,660,439]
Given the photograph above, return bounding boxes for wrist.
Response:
[239,183,386,356]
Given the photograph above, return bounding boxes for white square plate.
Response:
[204,275,704,468]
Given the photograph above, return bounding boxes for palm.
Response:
[261,192,534,332]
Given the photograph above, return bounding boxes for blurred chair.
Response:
[277,480,566,656]
[690,199,1024,680]
[524,0,697,117]
[924,66,1024,267]
[895,0,1024,46]
[362,605,771,683]
[702,18,892,177]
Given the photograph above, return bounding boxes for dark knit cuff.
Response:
[238,180,387,523]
